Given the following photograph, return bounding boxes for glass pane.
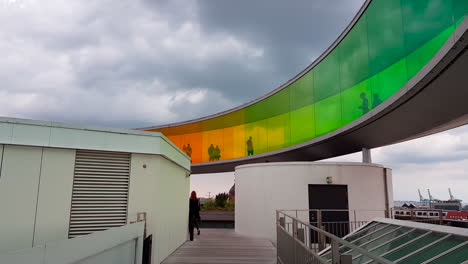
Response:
[245,88,290,123]
[352,255,372,264]
[370,58,408,104]
[244,120,268,155]
[314,94,341,136]
[222,109,245,129]
[406,25,455,78]
[341,80,371,125]
[401,0,454,55]
[266,113,290,151]
[321,222,383,260]
[181,132,203,163]
[290,105,315,145]
[313,50,340,102]
[353,225,400,246]
[366,0,405,76]
[345,222,382,242]
[428,243,468,264]
[400,235,466,264]
[384,232,446,261]
[291,71,314,110]
[230,124,245,158]
[202,129,224,162]
[360,227,412,251]
[339,16,369,90]
[453,0,468,23]
[371,229,428,256]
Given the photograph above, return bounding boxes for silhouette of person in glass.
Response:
[186,144,192,158]
[358,92,369,115]
[246,136,254,156]
[372,94,382,108]
[208,144,215,161]
[214,145,221,160]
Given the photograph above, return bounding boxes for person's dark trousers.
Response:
[189,216,195,241]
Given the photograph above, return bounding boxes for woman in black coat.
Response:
[189,191,201,241]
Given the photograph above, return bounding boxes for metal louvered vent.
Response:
[68,150,131,238]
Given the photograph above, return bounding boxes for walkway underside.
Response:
[161,229,276,264]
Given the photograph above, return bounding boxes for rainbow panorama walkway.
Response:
[161,229,276,264]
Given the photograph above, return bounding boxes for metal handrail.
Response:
[277,210,394,264]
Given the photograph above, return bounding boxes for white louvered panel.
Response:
[68,150,130,238]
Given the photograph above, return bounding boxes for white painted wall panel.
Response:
[34,148,76,245]
[154,157,190,263]
[128,154,189,264]
[235,162,392,243]
[76,240,136,264]
[0,145,43,252]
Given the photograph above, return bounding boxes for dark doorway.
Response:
[142,235,152,264]
[308,184,349,240]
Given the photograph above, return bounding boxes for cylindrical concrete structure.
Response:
[234,162,392,243]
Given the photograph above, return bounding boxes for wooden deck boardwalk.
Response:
[161,229,277,264]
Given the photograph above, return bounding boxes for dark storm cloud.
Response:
[194,0,364,100]
[0,0,365,128]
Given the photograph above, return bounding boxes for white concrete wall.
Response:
[0,145,76,252]
[0,144,189,264]
[128,154,190,264]
[235,162,393,243]
[34,148,76,246]
[0,222,144,264]
[0,145,43,252]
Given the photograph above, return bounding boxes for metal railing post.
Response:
[439,209,443,225]
[317,210,326,251]
[331,239,340,264]
[276,209,399,264]
[293,218,297,264]
[340,254,352,264]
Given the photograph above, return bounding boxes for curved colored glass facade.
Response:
[147,0,468,164]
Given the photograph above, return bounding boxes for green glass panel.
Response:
[428,243,468,264]
[453,0,468,25]
[313,50,340,102]
[401,0,454,55]
[345,222,382,242]
[341,80,371,125]
[314,93,341,136]
[371,58,408,104]
[407,25,455,78]
[400,235,466,264]
[290,105,315,145]
[366,0,406,75]
[370,229,428,256]
[322,222,383,260]
[266,113,291,151]
[354,225,399,246]
[361,227,412,251]
[245,88,290,123]
[339,16,369,90]
[291,71,314,110]
[353,255,372,263]
[384,232,445,261]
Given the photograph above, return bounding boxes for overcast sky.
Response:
[1,0,467,203]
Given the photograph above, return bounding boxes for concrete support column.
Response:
[362,148,372,163]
